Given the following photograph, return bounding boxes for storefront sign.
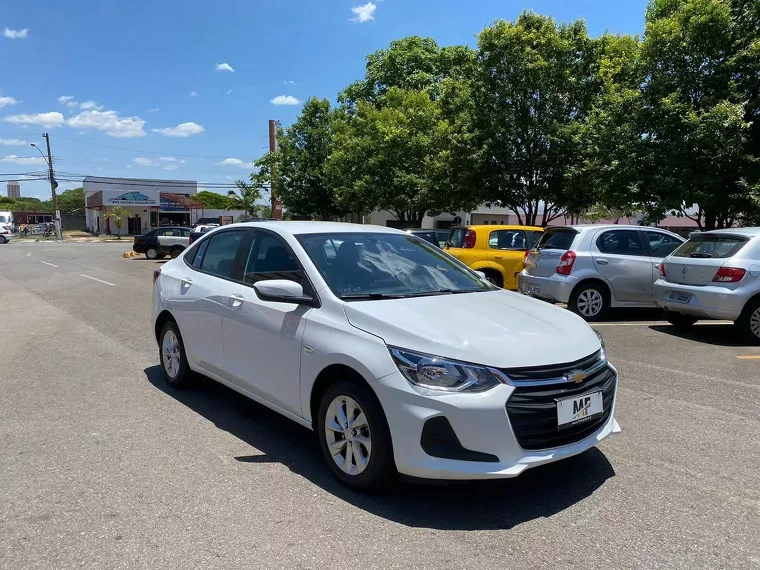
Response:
[104,189,159,206]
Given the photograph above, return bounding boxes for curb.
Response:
[123,251,138,258]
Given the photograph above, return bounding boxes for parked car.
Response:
[444,224,544,289]
[519,225,685,321]
[0,224,12,244]
[653,228,760,343]
[406,229,450,248]
[189,224,219,245]
[153,222,620,490]
[133,226,190,260]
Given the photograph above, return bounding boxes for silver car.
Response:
[652,228,760,343]
[518,225,685,321]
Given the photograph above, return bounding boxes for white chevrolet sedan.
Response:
[152,222,620,490]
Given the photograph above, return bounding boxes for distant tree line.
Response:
[0,187,85,215]
[242,0,759,230]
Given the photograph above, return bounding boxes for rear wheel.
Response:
[569,283,608,321]
[317,380,394,492]
[146,247,158,260]
[735,298,760,345]
[665,312,698,330]
[482,269,503,288]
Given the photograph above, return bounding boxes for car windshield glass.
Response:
[297,232,493,300]
[537,229,576,250]
[671,235,749,259]
[0,215,9,224]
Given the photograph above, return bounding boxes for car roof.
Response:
[233,221,405,236]
[451,224,544,231]
[691,227,760,238]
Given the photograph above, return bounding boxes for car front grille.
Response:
[505,364,616,451]
[501,350,602,383]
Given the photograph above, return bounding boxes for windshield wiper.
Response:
[340,292,407,300]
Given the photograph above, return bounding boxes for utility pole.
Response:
[42,133,61,240]
[268,119,282,220]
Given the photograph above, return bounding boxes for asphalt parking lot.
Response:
[1,241,758,570]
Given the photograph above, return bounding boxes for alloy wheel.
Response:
[751,307,760,339]
[162,330,181,378]
[324,395,372,476]
[577,288,604,317]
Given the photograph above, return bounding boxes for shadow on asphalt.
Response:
[145,365,615,530]
[649,323,752,347]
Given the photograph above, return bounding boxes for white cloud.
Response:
[0,94,20,108]
[1,154,46,165]
[126,165,133,168]
[67,109,146,138]
[0,138,27,145]
[284,80,296,85]
[148,108,159,112]
[190,91,197,97]
[152,122,204,137]
[215,63,235,73]
[226,89,233,95]
[3,28,29,39]
[270,95,301,106]
[57,95,79,108]
[134,157,158,166]
[79,100,104,111]
[215,157,250,168]
[163,164,178,171]
[4,112,66,128]
[350,2,376,22]
[159,156,178,162]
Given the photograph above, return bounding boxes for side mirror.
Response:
[253,280,316,306]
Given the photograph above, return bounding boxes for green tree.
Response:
[104,206,129,239]
[472,13,602,226]
[194,190,235,210]
[56,187,85,214]
[329,88,460,226]
[227,179,264,217]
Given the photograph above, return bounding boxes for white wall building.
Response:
[6,181,20,198]
[369,204,516,229]
[84,176,199,235]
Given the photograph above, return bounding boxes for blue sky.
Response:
[1,0,649,200]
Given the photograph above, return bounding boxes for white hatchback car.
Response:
[153,222,621,490]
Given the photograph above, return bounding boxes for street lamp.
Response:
[30,140,61,240]
[30,142,48,164]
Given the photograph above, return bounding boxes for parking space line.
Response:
[79,274,116,287]
[736,355,760,360]
[593,321,733,327]
[39,261,58,268]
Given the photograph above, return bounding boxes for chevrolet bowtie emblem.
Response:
[565,370,586,384]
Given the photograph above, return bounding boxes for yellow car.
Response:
[444,224,544,289]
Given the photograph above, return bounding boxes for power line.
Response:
[51,135,258,160]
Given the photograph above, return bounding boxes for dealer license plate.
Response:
[556,391,603,429]
[667,291,692,304]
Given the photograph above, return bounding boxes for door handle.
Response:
[229,293,245,307]
[494,255,503,259]
[180,277,193,287]
[595,259,609,265]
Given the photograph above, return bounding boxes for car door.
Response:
[221,230,313,415]
[170,228,248,376]
[487,229,529,289]
[592,229,654,302]
[642,230,685,297]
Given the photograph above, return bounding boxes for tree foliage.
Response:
[194,190,236,210]
[105,205,129,238]
[227,179,264,217]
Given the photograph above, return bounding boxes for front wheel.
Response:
[569,283,608,321]
[482,269,504,288]
[317,381,395,492]
[735,298,760,345]
[665,312,698,330]
[159,320,191,387]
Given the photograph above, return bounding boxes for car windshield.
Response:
[671,235,749,259]
[297,232,493,300]
[0,215,10,224]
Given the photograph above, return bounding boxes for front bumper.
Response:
[372,367,620,480]
[517,271,578,304]
[652,279,747,321]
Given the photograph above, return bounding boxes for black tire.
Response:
[0,236,6,244]
[317,380,395,492]
[146,247,158,260]
[569,282,608,322]
[483,269,504,288]
[159,320,191,388]
[665,312,698,330]
[735,297,760,345]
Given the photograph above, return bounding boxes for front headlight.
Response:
[593,329,607,360]
[389,347,504,393]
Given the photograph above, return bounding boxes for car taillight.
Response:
[463,230,477,248]
[134,237,140,244]
[713,267,746,283]
[523,250,530,262]
[153,268,161,285]
[556,250,576,275]
[658,263,666,277]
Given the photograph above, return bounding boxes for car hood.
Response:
[343,290,601,369]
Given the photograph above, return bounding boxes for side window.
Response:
[597,230,645,256]
[189,239,209,269]
[243,232,302,285]
[531,231,544,248]
[643,231,682,257]
[155,229,167,237]
[488,230,527,250]
[199,230,245,278]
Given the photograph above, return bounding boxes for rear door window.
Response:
[596,230,646,256]
[671,235,749,259]
[448,228,467,248]
[488,229,527,250]
[537,228,577,250]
